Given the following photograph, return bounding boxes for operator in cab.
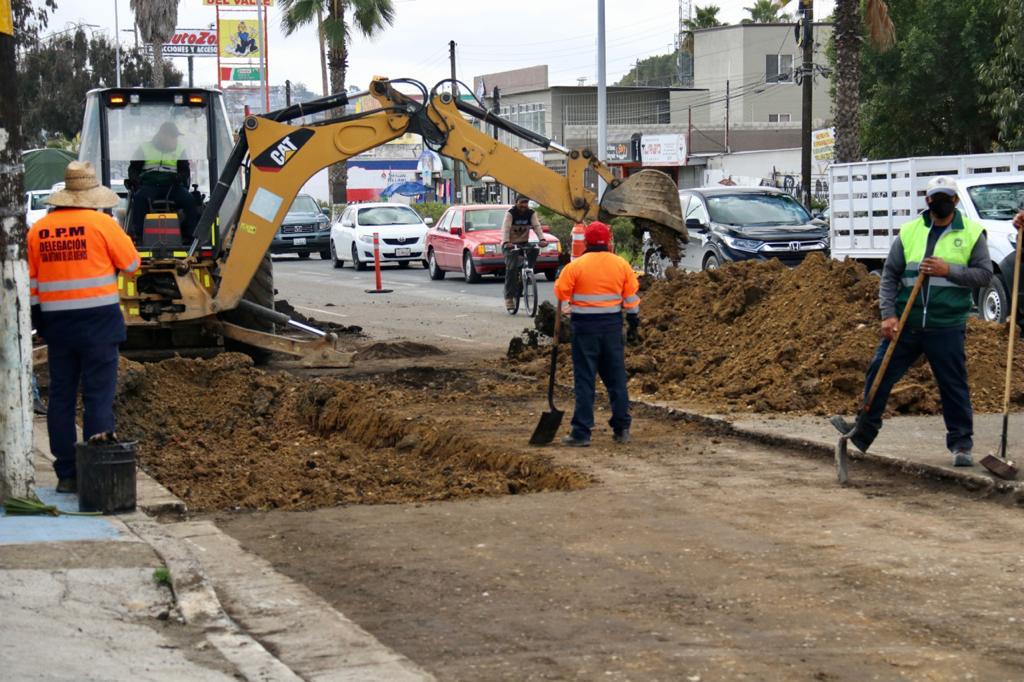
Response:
[127,121,200,242]
[28,162,140,493]
[501,195,548,313]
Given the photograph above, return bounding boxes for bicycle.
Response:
[506,243,541,317]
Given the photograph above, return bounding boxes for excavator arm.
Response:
[206,77,686,315]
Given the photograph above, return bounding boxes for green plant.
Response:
[410,202,449,224]
[152,567,172,587]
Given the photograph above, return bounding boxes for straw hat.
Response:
[46,161,120,209]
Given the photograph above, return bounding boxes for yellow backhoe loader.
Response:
[72,77,685,366]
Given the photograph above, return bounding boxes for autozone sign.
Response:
[144,29,218,56]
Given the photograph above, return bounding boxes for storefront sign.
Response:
[218,17,262,59]
[220,66,262,82]
[204,0,273,6]
[606,141,630,162]
[144,29,218,56]
[640,133,687,166]
[813,127,835,162]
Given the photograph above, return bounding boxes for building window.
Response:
[768,113,792,123]
[766,54,794,83]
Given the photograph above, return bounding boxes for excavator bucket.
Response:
[600,169,688,262]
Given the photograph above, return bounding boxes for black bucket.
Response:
[75,440,138,514]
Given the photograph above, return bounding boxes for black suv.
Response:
[644,186,829,276]
[270,193,331,259]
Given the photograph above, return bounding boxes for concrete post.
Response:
[0,0,35,502]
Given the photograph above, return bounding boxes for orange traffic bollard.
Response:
[570,223,586,260]
[365,231,393,294]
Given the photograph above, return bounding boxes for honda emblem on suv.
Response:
[789,241,801,251]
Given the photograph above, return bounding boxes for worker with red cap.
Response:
[553,221,640,446]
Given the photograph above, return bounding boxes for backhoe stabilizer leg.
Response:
[211,321,355,368]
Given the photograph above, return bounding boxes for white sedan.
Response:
[329,202,432,270]
[25,189,52,227]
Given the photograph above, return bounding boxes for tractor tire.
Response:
[222,252,275,365]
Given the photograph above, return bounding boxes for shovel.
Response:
[981,223,1023,480]
[529,303,565,446]
[836,271,926,484]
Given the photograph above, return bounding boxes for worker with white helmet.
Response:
[831,176,992,466]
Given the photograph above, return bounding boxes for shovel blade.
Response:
[980,454,1020,480]
[529,409,565,446]
[835,436,849,485]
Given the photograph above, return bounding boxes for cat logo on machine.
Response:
[253,128,315,172]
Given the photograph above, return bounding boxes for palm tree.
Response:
[833,0,895,162]
[685,5,724,30]
[744,0,790,24]
[280,0,396,204]
[129,0,177,88]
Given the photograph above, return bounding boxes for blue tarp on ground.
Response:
[379,181,432,198]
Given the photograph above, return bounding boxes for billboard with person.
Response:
[218,17,261,58]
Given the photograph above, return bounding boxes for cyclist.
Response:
[501,195,547,312]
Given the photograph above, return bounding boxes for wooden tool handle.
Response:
[1002,224,1024,417]
[863,271,926,412]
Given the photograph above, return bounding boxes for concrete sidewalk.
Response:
[648,400,1024,496]
[0,417,434,681]
[0,441,241,679]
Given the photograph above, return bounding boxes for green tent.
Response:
[22,148,76,192]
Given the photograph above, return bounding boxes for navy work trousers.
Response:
[570,330,631,441]
[860,326,973,452]
[46,341,121,479]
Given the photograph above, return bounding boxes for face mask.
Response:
[929,195,956,219]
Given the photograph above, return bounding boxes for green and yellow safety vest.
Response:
[895,210,984,328]
[140,141,184,178]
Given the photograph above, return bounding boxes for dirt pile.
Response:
[115,354,587,511]
[626,253,1024,414]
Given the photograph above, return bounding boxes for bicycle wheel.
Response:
[524,269,538,317]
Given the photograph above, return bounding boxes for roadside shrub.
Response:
[536,206,641,266]
[410,202,449,224]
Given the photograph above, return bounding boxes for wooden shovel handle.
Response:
[863,271,926,412]
[1003,223,1024,416]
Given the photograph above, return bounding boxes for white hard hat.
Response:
[926,176,958,197]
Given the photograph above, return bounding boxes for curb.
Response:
[631,399,1024,501]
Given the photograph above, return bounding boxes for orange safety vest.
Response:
[554,250,640,315]
[28,209,140,313]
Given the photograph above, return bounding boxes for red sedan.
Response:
[425,204,562,283]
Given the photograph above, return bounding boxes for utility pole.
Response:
[256,0,266,112]
[492,85,500,141]
[800,0,813,208]
[285,79,292,107]
[449,40,461,203]
[187,55,194,87]
[725,79,730,153]
[114,0,121,87]
[597,0,608,198]
[0,0,36,502]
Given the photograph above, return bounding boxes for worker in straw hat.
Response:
[27,161,140,493]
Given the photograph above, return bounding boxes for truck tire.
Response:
[222,252,275,365]
[978,275,1009,323]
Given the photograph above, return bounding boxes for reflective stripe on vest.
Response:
[896,212,983,327]
[141,141,184,174]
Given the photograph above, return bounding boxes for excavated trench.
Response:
[114,354,589,512]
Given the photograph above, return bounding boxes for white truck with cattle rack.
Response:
[828,152,1024,322]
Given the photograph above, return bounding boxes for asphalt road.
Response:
[272,254,556,353]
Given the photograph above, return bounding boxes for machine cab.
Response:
[78,88,242,256]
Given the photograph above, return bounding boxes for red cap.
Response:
[584,221,611,246]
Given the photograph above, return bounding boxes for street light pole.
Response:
[0,0,36,502]
[800,0,814,208]
[597,0,607,198]
[114,0,121,87]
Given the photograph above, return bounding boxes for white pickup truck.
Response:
[828,152,1024,322]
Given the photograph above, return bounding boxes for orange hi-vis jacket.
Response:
[28,209,140,313]
[554,250,640,317]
